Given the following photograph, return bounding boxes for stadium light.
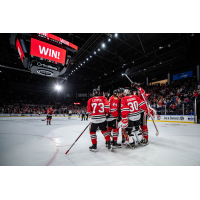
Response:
[115,33,118,37]
[55,85,61,91]
[90,55,92,58]
[86,58,88,60]
[98,49,100,51]
[102,43,105,48]
[122,73,124,76]
[94,51,96,54]
[81,64,82,65]
[108,38,111,42]
[76,68,77,69]
[83,61,85,63]
[78,66,80,67]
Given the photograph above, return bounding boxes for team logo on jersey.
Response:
[114,97,118,100]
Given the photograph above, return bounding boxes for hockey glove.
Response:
[149,107,156,117]
[121,117,128,128]
[132,82,139,89]
[106,113,110,119]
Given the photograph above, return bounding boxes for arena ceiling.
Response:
[0,33,200,93]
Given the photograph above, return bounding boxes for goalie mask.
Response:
[124,87,131,96]
[93,88,100,96]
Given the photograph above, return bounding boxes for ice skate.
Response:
[89,144,97,152]
[112,141,122,148]
[140,138,149,146]
[107,140,112,151]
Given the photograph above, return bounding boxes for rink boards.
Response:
[0,114,195,123]
[148,115,195,123]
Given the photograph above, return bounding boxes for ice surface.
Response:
[0,116,200,166]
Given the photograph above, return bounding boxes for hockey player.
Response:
[87,88,111,152]
[47,106,54,125]
[106,89,121,148]
[132,83,155,145]
[121,88,150,148]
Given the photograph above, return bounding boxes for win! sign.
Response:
[30,38,66,64]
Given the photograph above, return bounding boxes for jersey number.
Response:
[127,101,138,112]
[91,103,104,114]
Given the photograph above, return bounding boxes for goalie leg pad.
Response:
[121,128,125,139]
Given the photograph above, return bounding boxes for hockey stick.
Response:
[65,123,90,155]
[124,69,159,136]
[41,118,46,121]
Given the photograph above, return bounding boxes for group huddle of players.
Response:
[87,83,155,152]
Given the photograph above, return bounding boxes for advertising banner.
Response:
[78,93,87,97]
[152,115,194,122]
[173,71,193,81]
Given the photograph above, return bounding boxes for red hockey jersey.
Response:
[87,96,110,123]
[47,108,54,116]
[121,95,148,121]
[107,95,120,121]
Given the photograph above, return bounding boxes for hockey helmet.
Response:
[118,88,124,94]
[113,89,120,96]
[93,88,100,96]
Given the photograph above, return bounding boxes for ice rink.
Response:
[0,116,200,166]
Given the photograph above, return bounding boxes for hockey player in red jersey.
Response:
[46,107,54,125]
[121,88,149,148]
[106,89,121,148]
[87,88,111,152]
[132,83,155,145]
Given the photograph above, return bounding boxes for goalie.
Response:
[121,87,150,148]
[131,83,156,145]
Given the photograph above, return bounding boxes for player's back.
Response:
[121,95,141,121]
[87,96,109,123]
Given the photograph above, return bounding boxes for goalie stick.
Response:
[65,122,90,155]
[124,69,159,136]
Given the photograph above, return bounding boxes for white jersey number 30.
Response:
[127,101,138,112]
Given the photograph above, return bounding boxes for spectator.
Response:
[189,110,194,115]
[186,97,190,103]
[170,104,176,110]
